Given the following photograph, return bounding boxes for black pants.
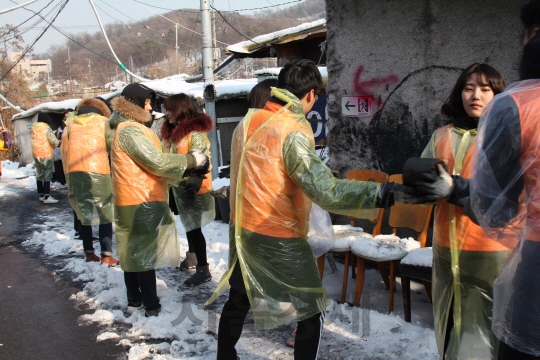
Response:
[217,287,324,360]
[499,341,540,360]
[80,223,113,256]
[74,211,81,233]
[124,270,160,311]
[36,180,50,196]
[187,228,208,266]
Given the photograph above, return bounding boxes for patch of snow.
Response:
[401,247,433,267]
[227,19,326,54]
[351,235,421,262]
[255,66,327,80]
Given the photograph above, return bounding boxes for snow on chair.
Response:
[350,174,433,313]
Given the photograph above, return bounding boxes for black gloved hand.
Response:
[184,183,198,207]
[394,183,439,204]
[183,161,210,179]
[376,182,396,208]
[210,186,230,199]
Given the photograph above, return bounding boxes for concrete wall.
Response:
[325,0,523,175]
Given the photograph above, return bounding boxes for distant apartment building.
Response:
[10,51,51,83]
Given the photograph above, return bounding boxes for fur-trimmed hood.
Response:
[161,113,215,143]
[110,96,152,125]
[76,97,111,118]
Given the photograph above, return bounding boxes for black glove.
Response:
[184,183,198,207]
[394,183,439,204]
[415,164,454,200]
[183,162,210,179]
[210,186,230,199]
[376,182,395,208]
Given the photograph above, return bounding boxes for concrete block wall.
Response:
[325,0,523,175]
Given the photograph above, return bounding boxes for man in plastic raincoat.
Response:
[66,97,118,266]
[109,83,208,317]
[416,3,540,358]
[211,60,402,360]
[32,113,59,203]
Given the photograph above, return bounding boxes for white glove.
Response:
[416,164,454,200]
[190,149,208,167]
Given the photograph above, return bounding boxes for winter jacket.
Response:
[206,88,382,330]
[32,122,59,181]
[468,79,540,356]
[162,113,215,232]
[421,125,511,360]
[66,98,114,226]
[109,95,190,272]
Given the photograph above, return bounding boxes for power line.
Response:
[0,0,69,82]
[0,0,56,39]
[1,0,64,42]
[210,4,262,46]
[131,0,304,13]
[94,0,200,52]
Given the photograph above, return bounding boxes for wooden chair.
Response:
[351,174,433,314]
[317,170,389,304]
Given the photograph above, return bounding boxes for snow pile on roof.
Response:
[254,66,328,79]
[144,77,257,98]
[12,98,81,120]
[227,19,326,54]
[401,247,433,267]
[104,80,128,91]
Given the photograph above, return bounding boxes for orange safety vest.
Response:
[67,114,110,175]
[230,101,315,239]
[433,125,511,251]
[513,89,540,242]
[164,131,212,194]
[111,121,168,206]
[31,123,53,159]
[60,129,69,175]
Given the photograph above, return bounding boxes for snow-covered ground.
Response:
[1,160,438,360]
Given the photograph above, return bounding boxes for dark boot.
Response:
[184,265,211,287]
[178,252,197,271]
[85,252,101,262]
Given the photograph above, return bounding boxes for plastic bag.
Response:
[307,202,336,258]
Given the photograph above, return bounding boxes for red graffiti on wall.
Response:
[353,65,399,109]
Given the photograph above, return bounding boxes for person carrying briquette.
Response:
[66,97,118,266]
[32,113,59,204]
[409,2,540,358]
[161,93,215,287]
[207,59,412,360]
[109,83,209,317]
[419,63,509,359]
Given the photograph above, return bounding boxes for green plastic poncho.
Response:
[109,110,190,272]
[164,131,215,233]
[206,88,381,330]
[66,113,114,226]
[422,124,511,359]
[32,122,59,181]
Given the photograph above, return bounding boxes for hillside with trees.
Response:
[33,0,325,88]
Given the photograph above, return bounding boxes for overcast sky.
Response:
[0,0,301,54]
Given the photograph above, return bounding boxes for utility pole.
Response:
[201,0,218,179]
[88,59,92,85]
[212,6,218,69]
[175,23,179,62]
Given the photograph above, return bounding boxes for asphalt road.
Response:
[0,180,126,360]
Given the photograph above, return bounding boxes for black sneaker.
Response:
[145,307,161,317]
[127,301,143,314]
[183,265,211,287]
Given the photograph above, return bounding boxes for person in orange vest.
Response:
[419,64,508,359]
[32,113,59,203]
[207,59,410,360]
[419,2,540,358]
[0,126,11,180]
[66,98,118,266]
[161,93,215,286]
[109,83,208,317]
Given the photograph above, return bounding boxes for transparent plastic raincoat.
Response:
[206,88,381,330]
[66,113,114,226]
[422,125,512,359]
[60,112,76,183]
[109,111,190,272]
[469,80,540,357]
[31,122,59,181]
[163,130,215,233]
